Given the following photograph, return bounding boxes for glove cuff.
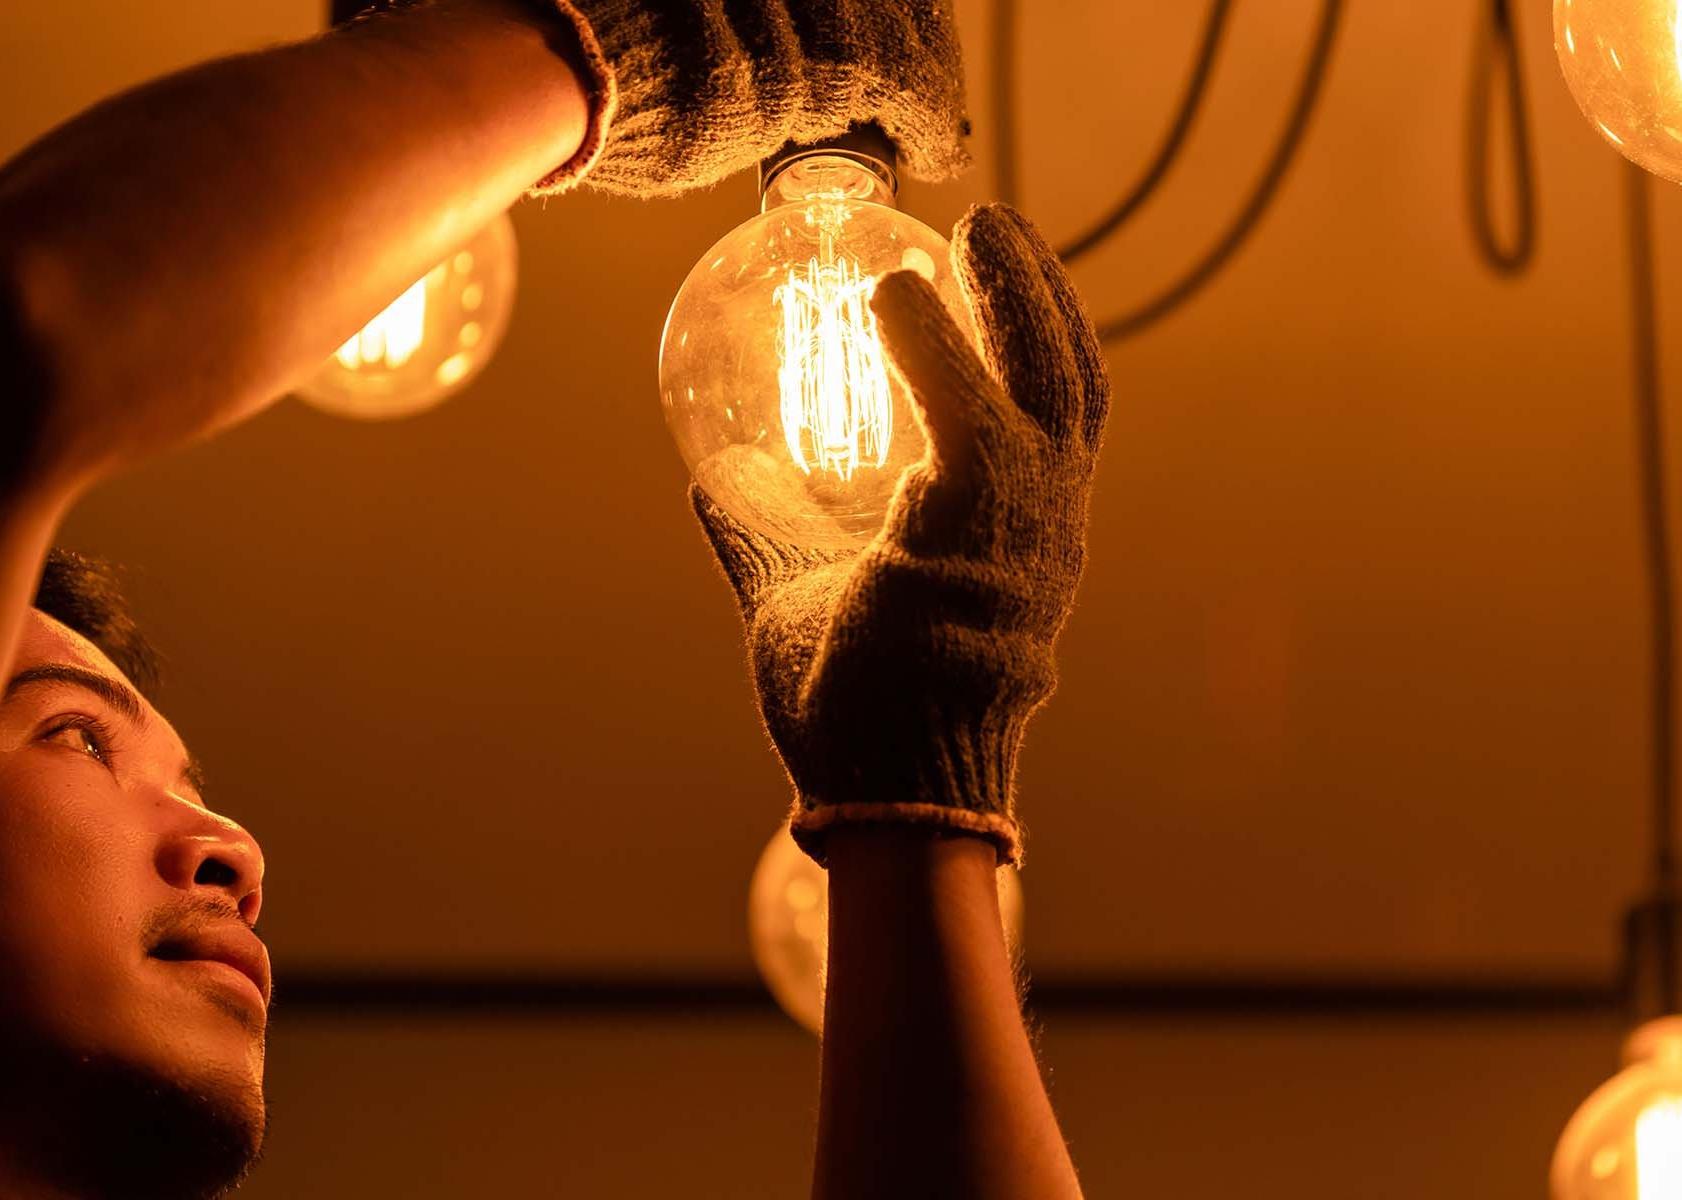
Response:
[533,0,970,197]
[791,802,1022,868]
[791,709,1032,868]
[528,0,619,195]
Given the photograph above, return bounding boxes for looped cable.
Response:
[1057,1,1234,265]
[1095,0,1344,344]
[1465,0,1537,274]
[989,1,1342,343]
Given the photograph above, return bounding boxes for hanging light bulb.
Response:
[1554,0,1682,183]
[1554,897,1682,1199]
[747,821,1025,1035]
[1553,1017,1682,1199]
[660,126,972,550]
[297,211,518,420]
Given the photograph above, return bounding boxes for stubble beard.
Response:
[0,1037,268,1200]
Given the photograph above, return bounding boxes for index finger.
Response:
[953,204,1102,451]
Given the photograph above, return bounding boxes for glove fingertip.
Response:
[953,203,1101,449]
[955,201,1036,256]
[870,268,943,330]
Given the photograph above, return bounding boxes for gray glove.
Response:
[692,204,1110,866]
[538,0,971,196]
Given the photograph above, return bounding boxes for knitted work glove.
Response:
[537,0,971,197]
[692,204,1110,866]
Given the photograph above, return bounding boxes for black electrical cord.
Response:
[989,2,1340,339]
[1094,0,1343,344]
[1626,163,1676,902]
[1465,0,1537,274]
[1055,0,1235,265]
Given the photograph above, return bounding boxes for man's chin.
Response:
[1,1045,266,1200]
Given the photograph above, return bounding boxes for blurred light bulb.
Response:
[660,147,970,549]
[298,211,517,420]
[1554,0,1682,183]
[1553,1016,1682,1198]
[747,821,1024,1035]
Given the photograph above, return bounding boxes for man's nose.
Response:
[155,805,266,926]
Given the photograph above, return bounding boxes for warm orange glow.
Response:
[333,270,435,370]
[1554,1019,1682,1199]
[1673,1,1682,88]
[774,205,893,481]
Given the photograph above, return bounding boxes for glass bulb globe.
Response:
[1554,0,1682,183]
[1553,1015,1682,1198]
[660,152,970,550]
[747,821,1025,1035]
[297,211,517,420]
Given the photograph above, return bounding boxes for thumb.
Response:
[870,270,1013,477]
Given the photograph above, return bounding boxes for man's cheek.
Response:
[0,796,151,1033]
[2,772,144,881]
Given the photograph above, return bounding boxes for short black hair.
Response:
[32,549,161,699]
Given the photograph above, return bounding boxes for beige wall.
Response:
[2,1,1678,1194]
[238,1014,1621,1197]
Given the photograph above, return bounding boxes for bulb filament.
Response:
[775,207,893,481]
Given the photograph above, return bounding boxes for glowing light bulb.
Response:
[660,146,970,549]
[747,821,1025,1035]
[1553,1016,1682,1198]
[1554,0,1682,183]
[298,212,517,420]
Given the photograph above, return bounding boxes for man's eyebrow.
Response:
[3,664,148,727]
[6,665,206,799]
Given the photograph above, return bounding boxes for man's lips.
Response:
[150,924,271,1007]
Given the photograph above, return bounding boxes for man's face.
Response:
[0,610,268,1174]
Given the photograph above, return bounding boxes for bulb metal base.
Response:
[758,123,900,203]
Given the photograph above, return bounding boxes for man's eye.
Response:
[44,722,107,763]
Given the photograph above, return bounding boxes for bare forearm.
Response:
[0,0,587,485]
[814,827,1082,1200]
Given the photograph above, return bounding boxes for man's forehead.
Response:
[18,609,184,746]
[22,608,137,682]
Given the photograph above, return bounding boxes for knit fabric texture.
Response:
[538,0,971,196]
[692,204,1111,866]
